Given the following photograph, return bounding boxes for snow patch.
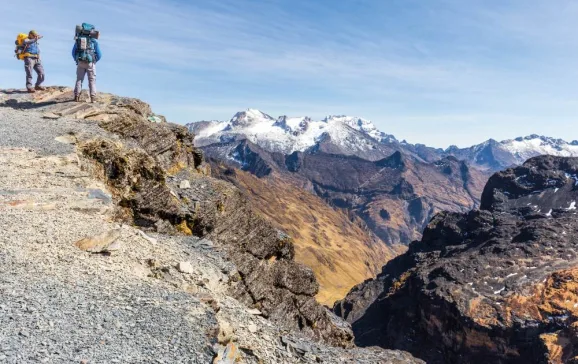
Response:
[565,173,578,186]
[502,136,578,164]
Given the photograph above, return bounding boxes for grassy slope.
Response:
[216,167,399,305]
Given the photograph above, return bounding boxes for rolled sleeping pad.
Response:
[75,25,99,39]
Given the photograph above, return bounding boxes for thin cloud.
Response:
[0,0,577,147]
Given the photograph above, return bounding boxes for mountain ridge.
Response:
[190,108,578,307]
[189,109,578,171]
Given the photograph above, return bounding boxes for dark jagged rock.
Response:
[284,151,303,172]
[335,156,578,363]
[376,151,405,169]
[481,155,578,214]
[230,142,273,177]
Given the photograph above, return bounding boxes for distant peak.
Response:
[246,108,268,116]
[376,151,405,169]
[509,135,571,145]
[230,109,275,126]
[322,115,394,142]
[323,115,372,126]
[274,115,311,135]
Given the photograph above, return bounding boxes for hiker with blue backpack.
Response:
[72,23,102,103]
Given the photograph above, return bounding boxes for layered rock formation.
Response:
[335,155,578,363]
[0,87,353,348]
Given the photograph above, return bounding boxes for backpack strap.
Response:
[20,41,31,60]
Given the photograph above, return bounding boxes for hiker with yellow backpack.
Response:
[14,31,46,93]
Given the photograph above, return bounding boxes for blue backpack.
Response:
[74,23,99,63]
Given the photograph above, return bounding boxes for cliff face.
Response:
[335,155,578,363]
[1,87,353,347]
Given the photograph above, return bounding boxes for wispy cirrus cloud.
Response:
[1,0,578,147]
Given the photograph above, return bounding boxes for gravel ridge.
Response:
[0,89,422,364]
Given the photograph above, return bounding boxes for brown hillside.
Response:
[213,164,400,305]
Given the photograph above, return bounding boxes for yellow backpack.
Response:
[14,33,31,60]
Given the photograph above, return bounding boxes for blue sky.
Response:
[1,0,577,147]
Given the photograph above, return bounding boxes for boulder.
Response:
[75,229,121,253]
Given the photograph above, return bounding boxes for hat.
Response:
[29,30,38,36]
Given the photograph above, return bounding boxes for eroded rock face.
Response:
[44,88,356,347]
[335,156,578,363]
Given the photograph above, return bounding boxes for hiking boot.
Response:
[27,88,35,93]
[35,85,46,91]
[89,96,97,104]
[74,94,81,102]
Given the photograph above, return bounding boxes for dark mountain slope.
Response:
[335,155,578,363]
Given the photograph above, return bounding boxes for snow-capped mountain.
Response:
[189,109,400,161]
[188,109,578,170]
[446,135,578,170]
[501,135,578,161]
[321,115,397,143]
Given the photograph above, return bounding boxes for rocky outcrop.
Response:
[0,136,421,363]
[335,155,578,363]
[0,87,354,347]
[83,105,352,346]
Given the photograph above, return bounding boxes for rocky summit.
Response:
[335,155,578,364]
[0,88,421,364]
